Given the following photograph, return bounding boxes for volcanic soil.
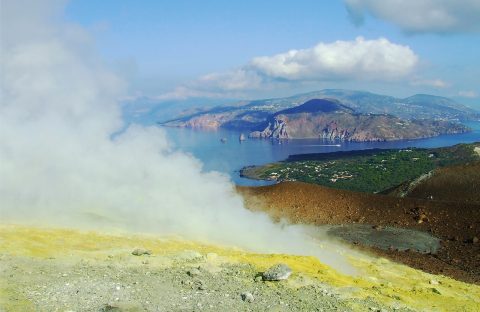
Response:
[8,225,479,311]
[238,181,480,284]
[389,161,480,204]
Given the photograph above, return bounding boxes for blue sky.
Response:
[65,0,480,105]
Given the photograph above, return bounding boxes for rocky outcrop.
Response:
[320,121,353,141]
[249,117,289,139]
[262,263,293,281]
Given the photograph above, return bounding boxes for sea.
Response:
[160,121,480,186]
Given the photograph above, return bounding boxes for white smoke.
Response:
[0,0,354,273]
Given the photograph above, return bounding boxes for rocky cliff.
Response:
[248,99,469,141]
[163,95,472,142]
[249,117,289,139]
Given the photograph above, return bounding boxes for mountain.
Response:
[248,98,469,141]
[295,90,479,121]
[271,98,354,115]
[121,97,237,125]
[161,89,477,141]
[162,89,478,127]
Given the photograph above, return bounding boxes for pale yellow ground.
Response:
[0,224,479,311]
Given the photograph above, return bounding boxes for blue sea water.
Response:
[162,121,480,186]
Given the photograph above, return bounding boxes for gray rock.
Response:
[100,304,122,312]
[262,264,292,281]
[187,268,201,277]
[131,248,151,256]
[241,292,254,303]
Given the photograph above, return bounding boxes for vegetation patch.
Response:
[241,142,480,193]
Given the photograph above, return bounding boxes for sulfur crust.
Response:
[0,224,479,311]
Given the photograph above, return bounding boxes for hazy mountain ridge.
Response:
[160,89,477,141]
[163,89,478,124]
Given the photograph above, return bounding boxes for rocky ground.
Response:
[2,254,365,312]
[238,181,480,284]
[2,165,480,311]
[2,225,479,311]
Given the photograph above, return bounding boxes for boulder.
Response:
[262,263,292,281]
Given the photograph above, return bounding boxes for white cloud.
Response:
[250,37,418,81]
[458,90,478,98]
[156,69,268,100]
[411,78,450,88]
[154,86,226,100]
[345,0,480,33]
[198,69,264,91]
[160,37,418,98]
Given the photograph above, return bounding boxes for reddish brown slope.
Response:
[238,181,480,284]
[403,162,480,204]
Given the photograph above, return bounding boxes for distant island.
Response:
[161,89,478,142]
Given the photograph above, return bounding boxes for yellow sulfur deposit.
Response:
[0,224,479,311]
